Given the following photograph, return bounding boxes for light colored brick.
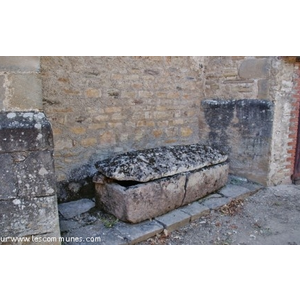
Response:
[181,127,193,137]
[71,127,87,135]
[153,111,173,119]
[63,89,80,95]
[137,120,155,127]
[99,132,116,144]
[85,88,101,98]
[122,91,137,98]
[52,127,62,135]
[88,123,106,130]
[152,129,163,138]
[167,92,180,99]
[55,138,73,150]
[156,92,168,98]
[81,138,97,147]
[104,107,122,113]
[111,113,126,121]
[94,115,109,122]
[111,74,123,80]
[173,118,184,125]
[139,91,153,98]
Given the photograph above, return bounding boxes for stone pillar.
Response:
[0,57,60,244]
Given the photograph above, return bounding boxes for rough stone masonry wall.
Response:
[40,56,299,201]
[40,56,205,201]
[0,57,60,244]
[199,56,298,185]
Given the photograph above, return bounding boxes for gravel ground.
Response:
[138,184,300,245]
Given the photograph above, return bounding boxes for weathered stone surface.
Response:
[0,111,54,152]
[94,172,186,223]
[41,57,204,198]
[0,75,4,110]
[183,163,229,205]
[0,154,17,199]
[95,144,227,182]
[0,196,59,237]
[94,162,228,223]
[238,58,271,79]
[0,56,40,72]
[180,202,210,221]
[201,193,223,200]
[0,110,60,243]
[201,197,230,210]
[218,184,251,199]
[59,219,82,233]
[202,99,274,185]
[155,209,191,232]
[258,79,270,99]
[58,198,95,219]
[114,220,164,244]
[16,151,56,198]
[6,74,42,110]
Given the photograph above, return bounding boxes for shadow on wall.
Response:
[57,163,97,203]
[201,99,274,185]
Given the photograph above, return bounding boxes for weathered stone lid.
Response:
[95,144,228,182]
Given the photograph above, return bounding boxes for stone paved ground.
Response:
[139,184,300,245]
[58,175,300,245]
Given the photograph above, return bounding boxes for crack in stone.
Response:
[181,174,189,207]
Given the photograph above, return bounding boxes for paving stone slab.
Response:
[62,223,126,245]
[239,182,263,193]
[114,220,164,245]
[58,181,261,245]
[155,209,191,232]
[218,185,251,199]
[199,193,223,202]
[98,228,128,245]
[179,202,210,221]
[201,197,231,210]
[58,198,95,219]
[59,219,82,233]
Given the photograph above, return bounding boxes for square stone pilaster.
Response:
[0,111,61,244]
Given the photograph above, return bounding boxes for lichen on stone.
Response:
[95,144,228,182]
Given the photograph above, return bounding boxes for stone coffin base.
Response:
[93,162,229,224]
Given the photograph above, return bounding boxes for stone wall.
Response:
[1,56,298,242]
[199,56,298,185]
[40,56,205,201]
[0,57,60,244]
[40,56,299,200]
[268,57,299,185]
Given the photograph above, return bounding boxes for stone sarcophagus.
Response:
[93,144,229,223]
